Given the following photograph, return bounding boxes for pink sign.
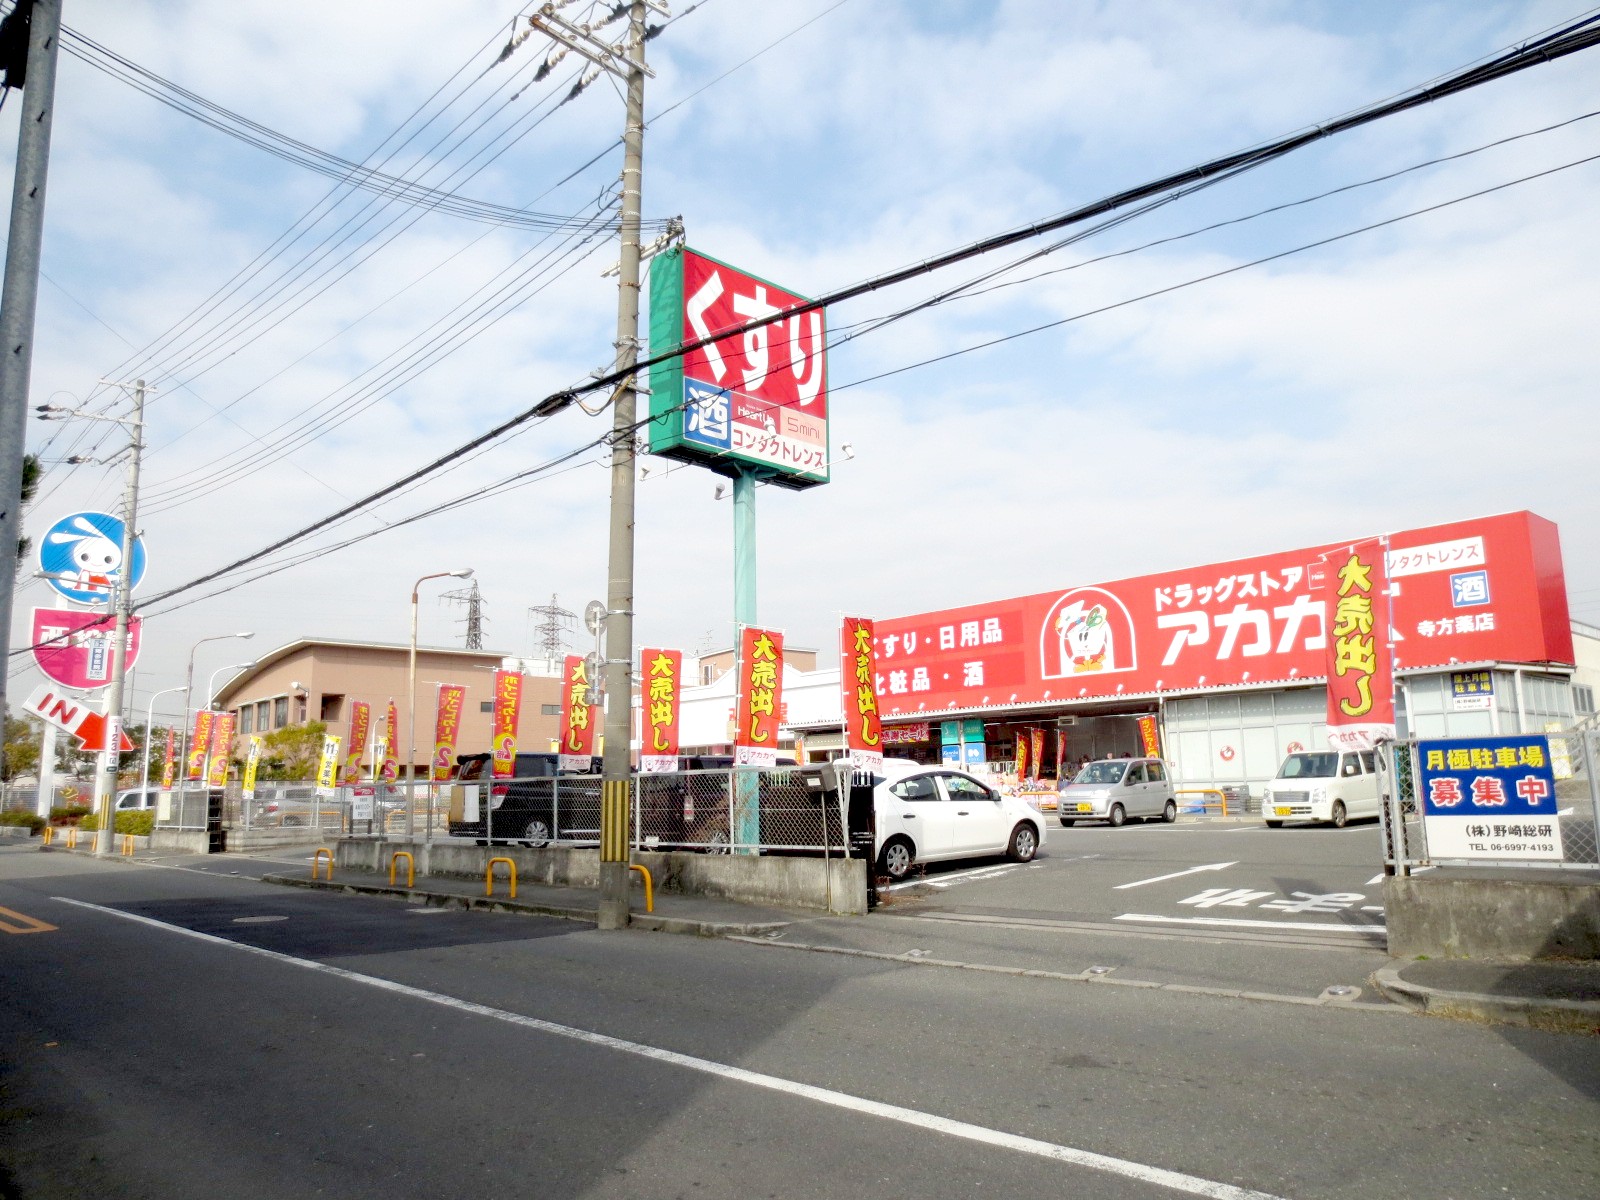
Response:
[31,607,142,690]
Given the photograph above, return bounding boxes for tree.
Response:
[259,721,328,781]
[15,453,39,563]
[4,714,39,780]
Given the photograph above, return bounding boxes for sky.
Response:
[5,0,1600,725]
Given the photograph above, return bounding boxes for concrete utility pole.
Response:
[0,0,62,753]
[528,0,655,930]
[91,380,144,856]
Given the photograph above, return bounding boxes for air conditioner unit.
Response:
[1056,716,1078,726]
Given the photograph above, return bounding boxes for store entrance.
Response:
[1055,714,1146,772]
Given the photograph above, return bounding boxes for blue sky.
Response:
[6,0,1599,718]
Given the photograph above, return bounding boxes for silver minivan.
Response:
[1058,757,1177,826]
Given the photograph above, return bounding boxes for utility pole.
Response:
[0,0,62,755]
[90,380,145,856]
[528,0,655,930]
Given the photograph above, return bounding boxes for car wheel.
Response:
[522,817,551,846]
[1330,801,1348,829]
[1108,803,1126,828]
[878,836,915,881]
[1162,799,1177,823]
[1008,823,1039,863]
[1059,818,1076,828]
[1265,820,1283,829]
[702,825,731,855]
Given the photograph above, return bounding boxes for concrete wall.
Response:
[1385,872,1600,960]
[150,829,212,854]
[335,840,867,914]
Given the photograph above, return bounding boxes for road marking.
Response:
[1116,913,1384,936]
[1114,862,1236,890]
[1366,875,1384,886]
[54,896,1290,1200]
[882,862,1026,892]
[0,905,57,934]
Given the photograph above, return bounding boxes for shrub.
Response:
[79,811,155,836]
[49,804,91,825]
[0,810,46,833]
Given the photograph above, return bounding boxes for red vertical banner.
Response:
[381,701,400,782]
[187,710,215,780]
[206,712,237,787]
[639,649,683,773]
[559,655,598,772]
[1322,538,1396,751]
[491,670,522,781]
[1055,728,1067,780]
[1013,732,1029,781]
[1028,728,1045,782]
[839,617,883,774]
[161,725,177,790]
[342,701,371,785]
[734,626,784,767]
[1137,714,1162,758]
[431,684,465,782]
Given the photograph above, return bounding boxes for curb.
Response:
[259,873,791,939]
[1372,965,1600,1036]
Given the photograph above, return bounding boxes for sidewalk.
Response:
[1374,957,1600,1035]
[260,863,799,938]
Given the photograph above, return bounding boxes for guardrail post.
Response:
[311,847,334,881]
[389,850,415,888]
[628,863,654,913]
[486,856,516,899]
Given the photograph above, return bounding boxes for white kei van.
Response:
[1261,750,1384,828]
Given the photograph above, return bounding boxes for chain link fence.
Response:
[1382,728,1600,871]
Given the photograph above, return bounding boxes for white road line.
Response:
[1114,862,1236,890]
[1116,913,1385,936]
[882,863,1025,892]
[53,896,1290,1200]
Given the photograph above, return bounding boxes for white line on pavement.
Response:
[882,862,1025,892]
[1116,913,1385,935]
[53,896,1291,1200]
[1114,862,1236,890]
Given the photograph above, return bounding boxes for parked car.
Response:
[1057,758,1176,826]
[1262,750,1384,828]
[873,763,1045,881]
[113,788,160,812]
[446,752,603,844]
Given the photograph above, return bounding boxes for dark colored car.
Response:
[446,752,602,845]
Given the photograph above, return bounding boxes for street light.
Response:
[140,685,189,800]
[174,632,253,828]
[409,569,473,841]
[207,661,256,709]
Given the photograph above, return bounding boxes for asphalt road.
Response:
[2,840,1597,1200]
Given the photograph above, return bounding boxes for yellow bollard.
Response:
[41,826,54,845]
[121,834,135,857]
[311,847,334,881]
[66,828,78,849]
[486,857,517,899]
[628,864,654,914]
[389,851,415,888]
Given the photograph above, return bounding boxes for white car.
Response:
[873,764,1045,881]
[1262,750,1384,828]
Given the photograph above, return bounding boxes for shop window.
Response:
[239,706,253,734]
[1575,685,1595,715]
[1239,693,1273,724]
[1271,688,1324,718]
[541,703,561,716]
[1207,695,1240,721]
[257,700,271,730]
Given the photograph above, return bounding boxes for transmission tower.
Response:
[528,594,576,670]
[441,580,487,650]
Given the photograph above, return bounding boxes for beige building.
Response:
[212,638,566,774]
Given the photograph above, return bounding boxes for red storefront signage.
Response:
[875,512,1571,717]
[491,670,522,780]
[1137,714,1162,758]
[559,655,598,772]
[342,701,371,785]
[840,617,883,773]
[187,710,215,780]
[207,711,237,787]
[640,648,683,773]
[1322,538,1396,751]
[431,684,465,782]
[734,626,785,767]
[881,722,930,745]
[30,607,142,690]
[647,246,829,489]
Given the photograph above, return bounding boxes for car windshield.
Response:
[1071,761,1127,786]
[1278,752,1337,779]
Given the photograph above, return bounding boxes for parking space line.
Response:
[1116,913,1384,936]
[54,896,1291,1200]
[0,905,58,934]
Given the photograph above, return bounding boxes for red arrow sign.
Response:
[23,685,136,752]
